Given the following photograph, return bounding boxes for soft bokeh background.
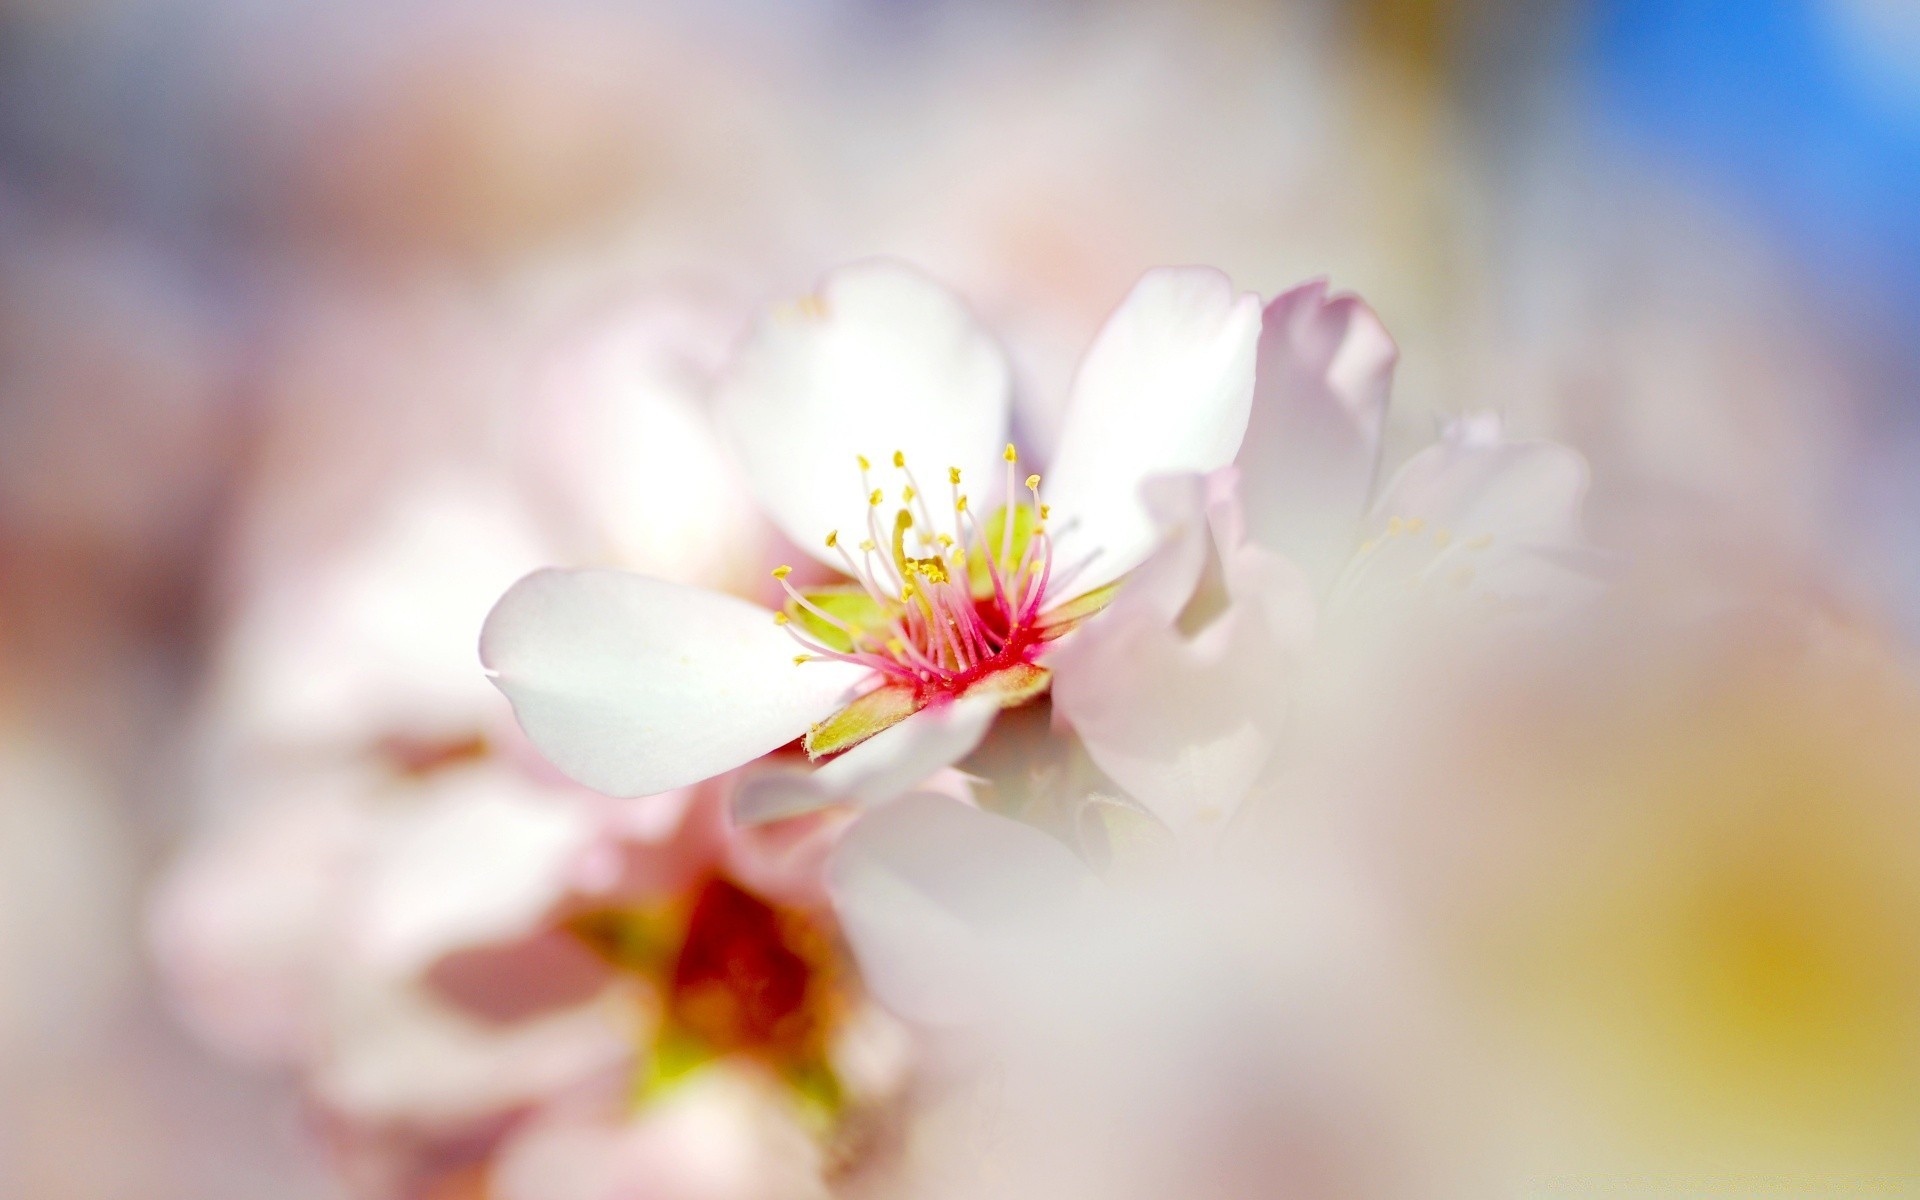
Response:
[4,1,1918,1196]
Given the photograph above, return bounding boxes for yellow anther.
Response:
[793,654,813,665]
[955,495,969,512]
[902,486,916,503]
[1405,517,1426,534]
[949,466,961,485]
[892,450,905,468]
[869,488,883,507]
[1004,443,1018,463]
[825,530,839,548]
[1465,534,1494,551]
[773,612,790,625]
[1387,516,1406,536]
[771,565,792,579]
[859,538,876,553]
[794,294,827,319]
[1025,473,1041,491]
[937,533,954,548]
[1433,528,1452,548]
[857,454,870,472]
[1040,504,1051,521]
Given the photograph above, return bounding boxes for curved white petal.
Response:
[481,569,866,797]
[1051,472,1313,838]
[716,260,1011,569]
[1368,414,1588,548]
[828,793,1092,1026]
[1043,268,1263,594]
[313,972,629,1124]
[1328,417,1601,616]
[732,696,998,826]
[491,1069,824,1200]
[1236,280,1398,593]
[350,772,599,976]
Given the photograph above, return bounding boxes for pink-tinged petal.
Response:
[1043,267,1263,593]
[1367,414,1587,548]
[724,806,859,910]
[1236,280,1398,593]
[1051,472,1314,838]
[733,696,998,826]
[491,1068,825,1200]
[829,793,1092,1026]
[310,974,631,1125]
[482,569,866,797]
[1328,416,1603,616]
[425,927,614,1026]
[523,290,768,588]
[147,778,372,1067]
[347,772,599,977]
[716,260,1010,570]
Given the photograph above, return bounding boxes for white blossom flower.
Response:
[1049,280,1601,839]
[482,260,1264,808]
[827,283,1604,1044]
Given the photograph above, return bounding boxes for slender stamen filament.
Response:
[771,568,875,649]
[895,452,941,545]
[1001,443,1018,567]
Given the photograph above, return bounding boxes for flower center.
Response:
[773,444,1063,699]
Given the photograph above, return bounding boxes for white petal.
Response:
[732,696,998,825]
[1368,415,1588,548]
[1043,268,1263,594]
[147,776,372,1066]
[828,794,1092,1026]
[525,291,768,587]
[1327,417,1600,616]
[1051,472,1313,838]
[1236,281,1398,593]
[349,771,599,976]
[492,1069,824,1200]
[313,972,629,1124]
[213,479,555,751]
[481,569,866,797]
[716,260,1010,570]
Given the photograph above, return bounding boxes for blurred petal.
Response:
[1044,267,1262,593]
[348,770,598,975]
[147,778,371,1066]
[1337,415,1601,611]
[524,290,767,586]
[1052,472,1314,837]
[829,793,1092,1025]
[1373,415,1585,539]
[311,973,630,1125]
[716,260,1010,569]
[733,696,998,825]
[491,1068,826,1200]
[1236,280,1398,592]
[482,569,866,796]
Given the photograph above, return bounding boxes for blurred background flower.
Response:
[3,1,1918,1197]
